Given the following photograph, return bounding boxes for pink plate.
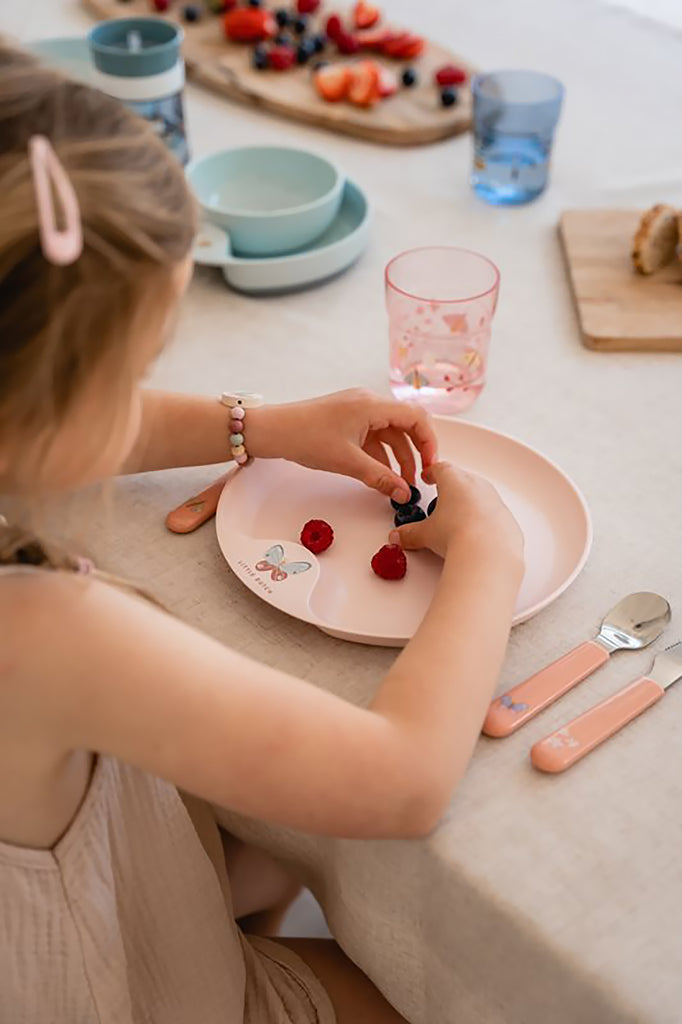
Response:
[215,417,592,646]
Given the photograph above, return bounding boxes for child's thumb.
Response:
[389,522,426,551]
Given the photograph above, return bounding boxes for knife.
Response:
[531,640,682,773]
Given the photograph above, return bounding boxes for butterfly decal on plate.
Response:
[500,695,529,713]
[255,545,312,583]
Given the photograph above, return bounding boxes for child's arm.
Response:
[7,465,521,839]
[122,389,437,504]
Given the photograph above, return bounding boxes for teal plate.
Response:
[193,180,372,295]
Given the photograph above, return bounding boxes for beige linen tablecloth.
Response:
[4,0,682,1020]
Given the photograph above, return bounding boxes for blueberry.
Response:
[296,40,315,63]
[391,485,422,511]
[183,4,201,21]
[427,496,437,517]
[275,7,290,25]
[440,87,458,108]
[273,32,292,45]
[401,67,417,87]
[248,0,263,6]
[311,32,327,53]
[293,15,308,33]
[394,505,427,528]
[252,46,269,69]
[312,59,330,72]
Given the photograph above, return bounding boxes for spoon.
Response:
[483,592,671,738]
[531,639,682,773]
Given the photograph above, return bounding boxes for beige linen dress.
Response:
[0,576,336,1024]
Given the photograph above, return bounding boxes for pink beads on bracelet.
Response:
[220,392,264,467]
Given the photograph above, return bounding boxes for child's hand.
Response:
[389,461,525,568]
[252,390,438,504]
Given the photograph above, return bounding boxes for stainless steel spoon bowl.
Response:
[595,592,671,652]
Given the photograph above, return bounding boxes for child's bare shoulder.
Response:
[0,569,125,692]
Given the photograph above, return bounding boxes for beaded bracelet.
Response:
[220,392,264,467]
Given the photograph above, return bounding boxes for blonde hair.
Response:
[0,41,197,574]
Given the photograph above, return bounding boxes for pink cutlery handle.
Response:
[165,475,228,534]
[531,676,665,773]
[482,640,610,738]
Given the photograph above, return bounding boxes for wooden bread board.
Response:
[83,0,474,145]
[560,209,682,352]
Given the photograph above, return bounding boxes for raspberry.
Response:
[325,14,344,39]
[435,64,468,87]
[371,544,407,580]
[268,44,296,70]
[300,519,334,554]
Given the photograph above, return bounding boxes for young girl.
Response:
[0,43,523,1024]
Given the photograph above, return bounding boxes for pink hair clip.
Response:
[28,135,83,267]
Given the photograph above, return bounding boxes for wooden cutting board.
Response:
[559,209,682,352]
[82,0,474,145]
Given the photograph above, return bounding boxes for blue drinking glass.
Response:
[471,70,564,205]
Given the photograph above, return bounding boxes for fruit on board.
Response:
[371,544,407,580]
[336,32,360,54]
[353,1,380,29]
[252,44,269,68]
[356,27,393,50]
[435,63,468,86]
[325,13,344,39]
[296,40,316,63]
[382,32,425,59]
[348,59,381,106]
[225,7,276,42]
[268,44,296,69]
[313,62,351,100]
[378,66,399,97]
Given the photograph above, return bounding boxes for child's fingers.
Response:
[421,459,455,487]
[376,428,416,486]
[375,400,438,472]
[363,437,391,470]
[346,446,410,502]
[389,521,429,551]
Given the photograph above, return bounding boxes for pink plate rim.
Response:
[215,417,593,643]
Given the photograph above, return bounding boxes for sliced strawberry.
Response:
[268,44,296,70]
[353,1,380,30]
[314,63,351,102]
[297,0,320,11]
[356,27,393,50]
[348,59,381,106]
[377,65,398,97]
[336,32,360,54]
[382,32,425,59]
[225,7,276,42]
[435,63,468,86]
[325,14,344,40]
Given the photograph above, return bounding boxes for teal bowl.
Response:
[186,146,345,257]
